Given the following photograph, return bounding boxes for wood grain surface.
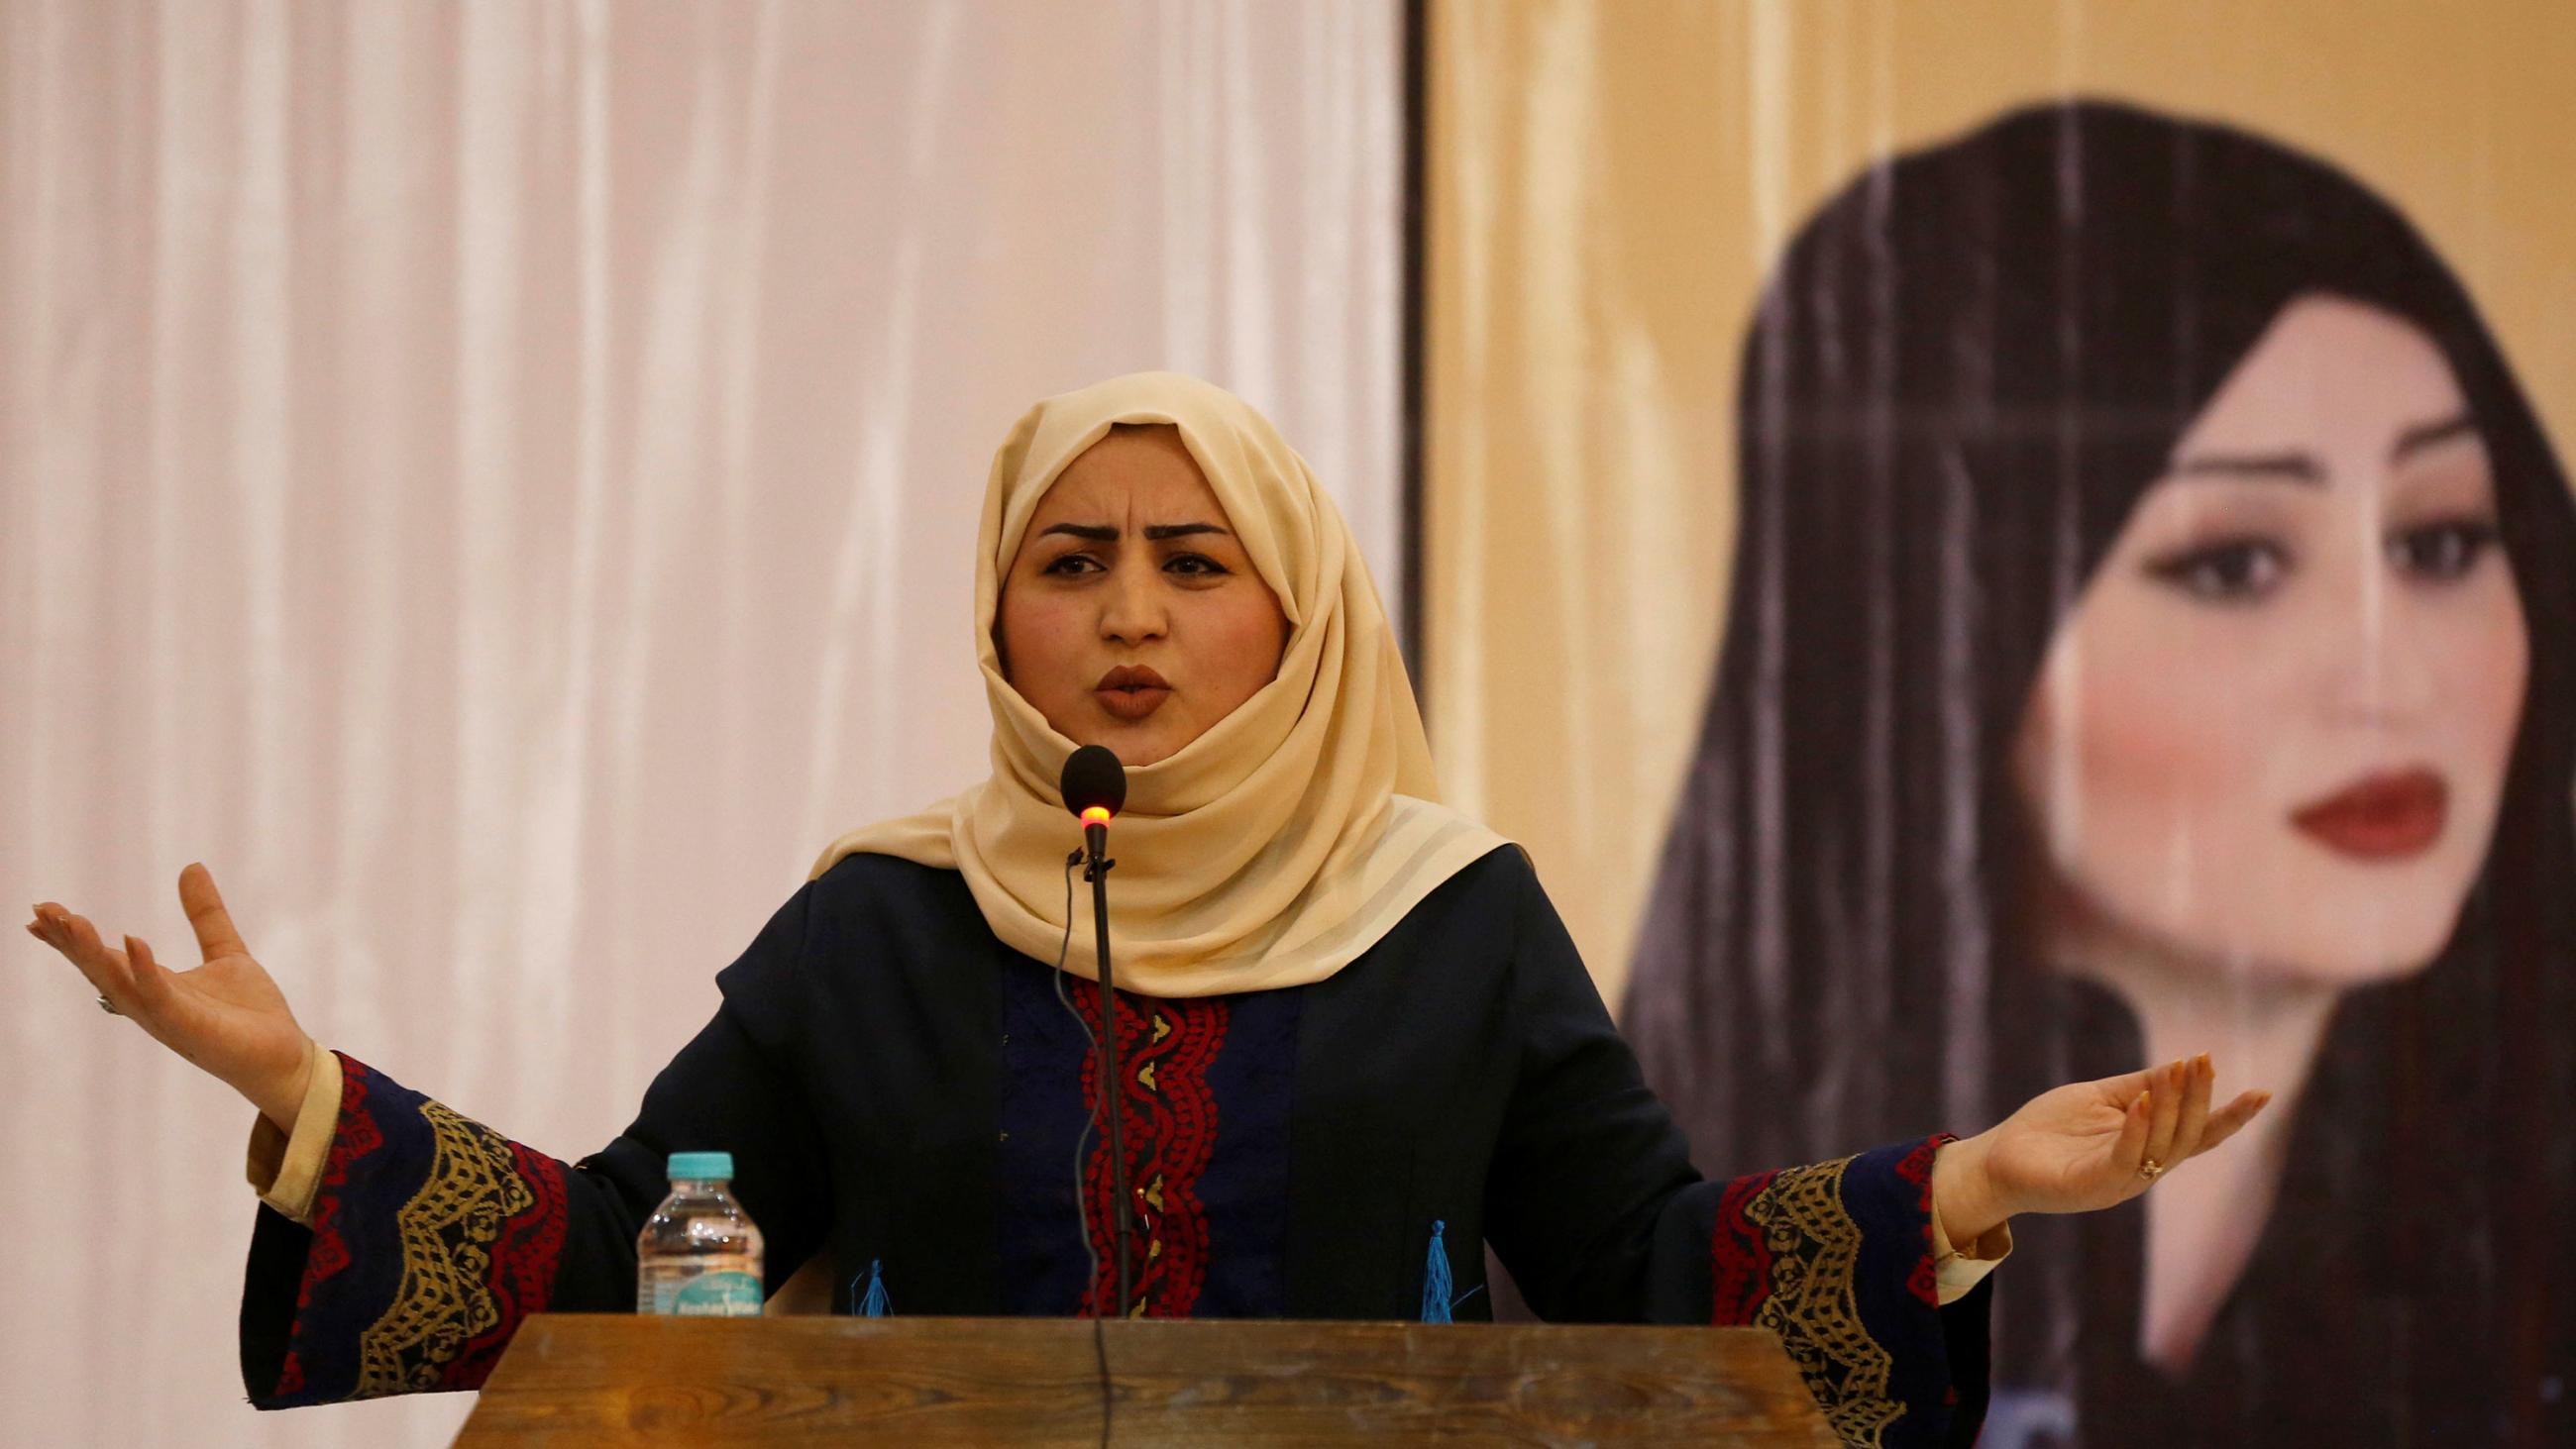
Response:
[451,1314,1840,1446]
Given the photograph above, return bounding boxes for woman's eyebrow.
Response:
[1036,521,1233,542]
[2163,411,2480,486]
[2167,450,2324,484]
[2392,412,2477,464]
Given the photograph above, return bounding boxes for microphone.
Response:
[1056,744,1137,1318]
[1060,743,1126,863]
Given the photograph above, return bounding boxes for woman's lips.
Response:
[1094,666,1172,723]
[2290,768,2447,861]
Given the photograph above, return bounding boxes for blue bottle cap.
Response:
[667,1151,734,1181]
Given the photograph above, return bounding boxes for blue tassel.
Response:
[1421,1220,1453,1323]
[850,1259,891,1317]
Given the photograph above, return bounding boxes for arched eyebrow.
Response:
[1037,522,1233,542]
[2165,412,2481,486]
[2167,451,2323,484]
[2392,412,2478,464]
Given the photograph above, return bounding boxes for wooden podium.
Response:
[450,1314,1839,1445]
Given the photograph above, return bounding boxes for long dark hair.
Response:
[1623,99,2575,1445]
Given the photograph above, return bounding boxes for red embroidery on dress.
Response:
[440,1144,573,1390]
[279,1053,384,1395]
[1069,983,1230,1317]
[1897,1134,1952,1309]
[272,1349,305,1400]
[1710,1169,1779,1325]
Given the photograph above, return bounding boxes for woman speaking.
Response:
[26,371,2265,1448]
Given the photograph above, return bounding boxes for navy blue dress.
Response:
[240,846,1991,1446]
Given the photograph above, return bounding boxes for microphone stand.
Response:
[1082,816,1136,1319]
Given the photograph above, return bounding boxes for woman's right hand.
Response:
[27,863,317,1133]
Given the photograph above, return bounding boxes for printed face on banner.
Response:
[1614,95,2575,1436]
[2015,295,2528,985]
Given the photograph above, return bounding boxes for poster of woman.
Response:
[1622,100,2575,1445]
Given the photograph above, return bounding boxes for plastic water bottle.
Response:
[636,1151,765,1316]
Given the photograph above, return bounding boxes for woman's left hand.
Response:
[1931,1055,2271,1246]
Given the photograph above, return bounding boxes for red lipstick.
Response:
[2291,768,2447,861]
[1094,665,1172,723]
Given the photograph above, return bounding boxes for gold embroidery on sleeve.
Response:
[354,1100,535,1397]
[1747,1155,1902,1448]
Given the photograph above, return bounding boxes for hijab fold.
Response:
[809,371,1507,997]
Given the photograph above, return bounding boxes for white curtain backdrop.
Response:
[0,2,1404,1443]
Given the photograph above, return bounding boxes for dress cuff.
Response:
[1925,1182,2013,1305]
[244,1040,344,1226]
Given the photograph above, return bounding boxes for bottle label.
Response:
[653,1269,764,1317]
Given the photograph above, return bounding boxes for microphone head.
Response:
[1059,744,1127,821]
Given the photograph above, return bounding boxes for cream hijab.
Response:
[807,371,1507,997]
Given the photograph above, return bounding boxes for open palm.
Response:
[28,863,314,1127]
[1981,1055,2269,1218]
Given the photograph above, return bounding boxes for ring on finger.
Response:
[2136,1158,2167,1183]
[96,994,120,1016]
